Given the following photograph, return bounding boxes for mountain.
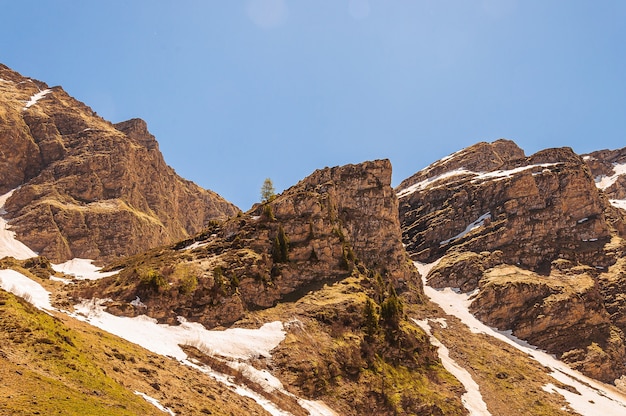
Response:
[4,63,626,415]
[397,139,626,383]
[0,64,238,264]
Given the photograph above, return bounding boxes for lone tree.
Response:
[261,178,276,202]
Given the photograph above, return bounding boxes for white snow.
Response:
[0,269,53,310]
[49,276,73,284]
[416,260,626,415]
[397,168,474,198]
[595,163,626,190]
[298,399,338,416]
[610,199,626,210]
[440,212,491,246]
[0,189,38,260]
[472,163,558,182]
[51,258,119,280]
[130,296,147,308]
[23,88,52,110]
[397,163,559,198]
[183,359,294,416]
[71,300,286,361]
[180,241,208,251]
[413,318,491,416]
[134,391,176,415]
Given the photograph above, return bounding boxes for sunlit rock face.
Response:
[0,64,238,263]
[399,139,626,383]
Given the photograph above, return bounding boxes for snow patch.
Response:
[595,163,626,190]
[23,88,52,110]
[71,300,286,361]
[0,269,53,310]
[0,189,38,260]
[134,391,176,415]
[440,212,491,245]
[51,258,119,280]
[413,318,491,415]
[472,163,558,182]
[180,241,208,251]
[397,168,474,198]
[610,199,626,210]
[397,163,558,198]
[130,296,147,308]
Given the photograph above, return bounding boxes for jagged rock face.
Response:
[271,159,417,291]
[87,159,421,328]
[468,264,625,383]
[398,140,612,271]
[401,140,626,383]
[0,64,238,263]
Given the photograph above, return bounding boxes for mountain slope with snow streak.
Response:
[416,260,626,416]
[0,268,336,415]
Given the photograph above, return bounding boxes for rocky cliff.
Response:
[0,64,238,263]
[398,139,626,384]
[82,159,421,327]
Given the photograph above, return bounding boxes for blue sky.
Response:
[2,1,626,209]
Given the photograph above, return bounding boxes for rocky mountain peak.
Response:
[113,118,159,151]
[399,139,626,384]
[398,141,612,272]
[0,64,239,263]
[396,139,525,193]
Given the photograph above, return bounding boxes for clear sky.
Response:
[2,1,626,209]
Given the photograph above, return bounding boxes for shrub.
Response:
[272,226,289,263]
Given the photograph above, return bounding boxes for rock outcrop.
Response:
[399,139,626,383]
[81,159,421,328]
[398,140,612,272]
[0,64,238,263]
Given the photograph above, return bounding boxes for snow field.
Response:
[0,190,39,260]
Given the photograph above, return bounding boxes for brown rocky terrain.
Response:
[398,140,615,272]
[584,147,626,200]
[398,139,626,384]
[69,159,470,415]
[0,64,238,263]
[78,159,421,328]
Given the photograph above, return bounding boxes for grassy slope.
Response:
[0,288,270,416]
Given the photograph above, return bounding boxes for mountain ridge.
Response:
[0,64,239,264]
[4,63,626,415]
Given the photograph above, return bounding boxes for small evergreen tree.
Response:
[272,225,290,263]
[380,285,403,330]
[363,297,380,340]
[260,178,276,202]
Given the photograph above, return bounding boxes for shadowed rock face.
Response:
[0,64,238,263]
[397,140,612,272]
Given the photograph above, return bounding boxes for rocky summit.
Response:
[0,64,238,263]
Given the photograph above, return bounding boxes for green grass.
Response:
[0,290,162,416]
